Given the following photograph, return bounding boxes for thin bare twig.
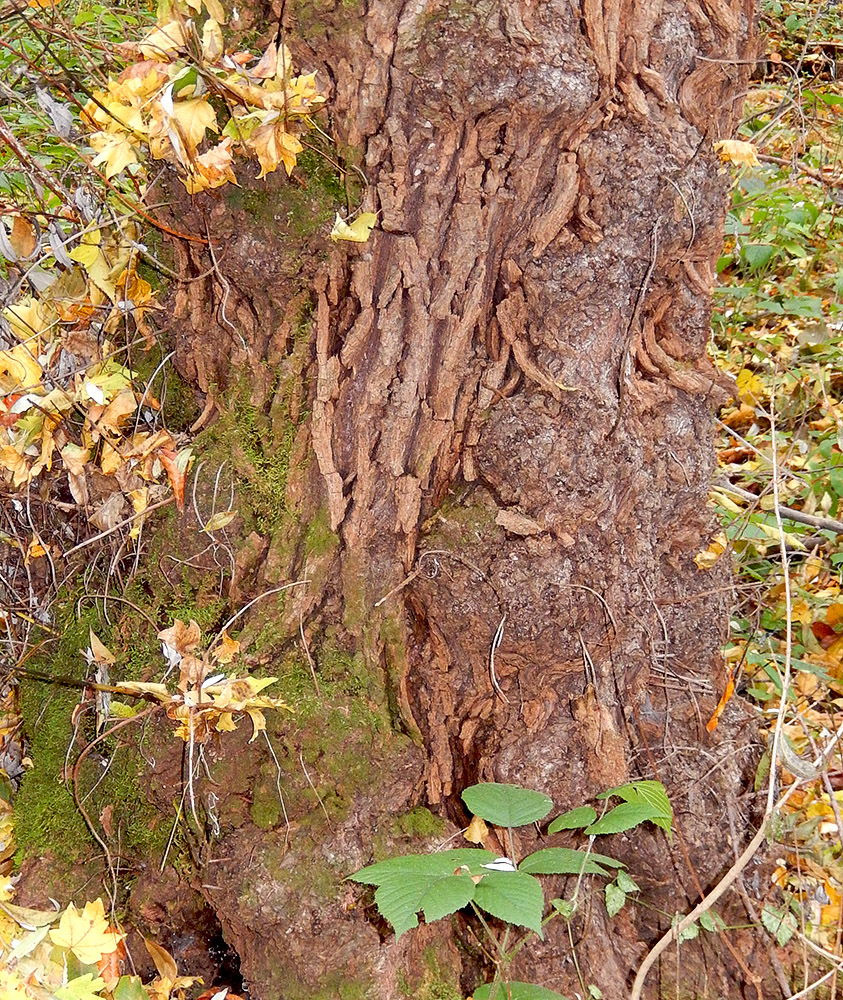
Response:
[62,497,175,558]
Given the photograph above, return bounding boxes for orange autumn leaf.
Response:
[157,618,201,655]
[706,673,735,732]
[96,936,126,990]
[212,630,240,664]
[156,447,188,509]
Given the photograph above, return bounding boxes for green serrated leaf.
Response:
[462,784,553,828]
[55,974,107,1000]
[586,802,660,836]
[741,243,775,271]
[590,781,672,837]
[761,903,797,947]
[350,850,496,938]
[547,806,597,833]
[473,983,570,1000]
[605,883,626,918]
[615,870,640,894]
[419,873,476,923]
[519,848,611,877]
[551,898,576,920]
[698,910,725,933]
[671,915,700,944]
[473,871,545,935]
[113,977,150,1000]
[350,849,497,886]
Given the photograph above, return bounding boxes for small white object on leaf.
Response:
[480,857,517,872]
[330,212,377,243]
[161,642,182,671]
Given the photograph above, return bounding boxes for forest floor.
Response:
[2,1,843,999]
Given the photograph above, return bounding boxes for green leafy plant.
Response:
[350,781,673,1000]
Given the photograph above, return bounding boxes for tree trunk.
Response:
[152,2,759,997]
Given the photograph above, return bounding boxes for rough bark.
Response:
[150,2,763,997]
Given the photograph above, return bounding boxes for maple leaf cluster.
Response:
[80,0,325,192]
[0,245,192,520]
[90,619,291,744]
[0,892,214,1000]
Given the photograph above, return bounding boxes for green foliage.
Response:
[518,848,623,877]
[471,871,544,935]
[603,871,640,918]
[588,781,673,838]
[546,806,596,832]
[761,903,797,947]
[461,783,553,828]
[474,984,569,1000]
[352,781,672,998]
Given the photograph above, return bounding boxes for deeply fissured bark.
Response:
[156,2,761,997]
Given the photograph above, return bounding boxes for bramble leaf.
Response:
[462,784,553,828]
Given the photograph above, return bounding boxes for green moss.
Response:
[421,486,498,552]
[391,807,446,839]
[291,0,362,44]
[250,773,285,830]
[239,637,404,831]
[129,346,200,433]
[379,614,422,740]
[200,374,295,534]
[15,600,167,866]
[256,838,338,901]
[304,506,338,558]
[224,149,342,244]
[274,968,372,1000]
[399,948,461,1000]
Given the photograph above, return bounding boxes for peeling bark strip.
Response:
[160,1,759,998]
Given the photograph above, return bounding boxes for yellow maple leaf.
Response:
[25,537,47,564]
[95,386,137,435]
[245,708,267,742]
[158,619,202,655]
[170,98,218,154]
[212,630,240,664]
[289,72,320,103]
[3,295,47,341]
[139,19,188,61]
[694,530,728,570]
[464,814,489,844]
[69,229,102,268]
[214,711,237,732]
[0,445,31,487]
[110,63,169,103]
[330,212,377,244]
[201,18,223,62]
[102,97,146,134]
[0,969,30,1000]
[49,900,124,965]
[98,440,121,475]
[0,342,42,392]
[89,132,139,179]
[129,487,149,514]
[714,139,760,168]
[182,137,237,194]
[248,120,302,177]
[735,368,765,405]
